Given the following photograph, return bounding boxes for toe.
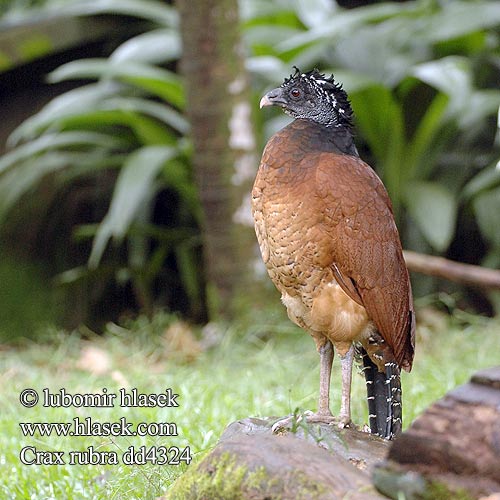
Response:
[271,415,294,433]
[305,413,337,424]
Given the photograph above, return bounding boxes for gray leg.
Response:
[339,344,355,425]
[318,340,334,416]
[272,340,335,432]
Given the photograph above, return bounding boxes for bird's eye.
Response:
[290,88,301,98]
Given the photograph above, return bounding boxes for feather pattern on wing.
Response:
[315,152,415,370]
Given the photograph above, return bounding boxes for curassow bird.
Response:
[252,68,415,439]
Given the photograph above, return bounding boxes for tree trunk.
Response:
[177,0,259,320]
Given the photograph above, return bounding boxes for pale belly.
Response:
[280,278,373,354]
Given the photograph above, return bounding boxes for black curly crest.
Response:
[281,65,301,85]
[281,67,354,130]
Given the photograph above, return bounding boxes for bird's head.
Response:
[260,67,353,130]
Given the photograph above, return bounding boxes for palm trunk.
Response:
[177,0,259,319]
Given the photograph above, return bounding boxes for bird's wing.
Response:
[314,152,415,370]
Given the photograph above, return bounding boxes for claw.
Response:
[272,411,351,433]
[271,411,313,433]
[336,417,352,430]
[271,416,293,433]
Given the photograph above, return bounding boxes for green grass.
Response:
[1,309,499,499]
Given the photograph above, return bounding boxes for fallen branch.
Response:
[403,250,500,289]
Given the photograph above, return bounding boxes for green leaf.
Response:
[89,145,178,268]
[320,69,378,94]
[460,90,500,129]
[129,116,174,146]
[48,60,185,108]
[44,58,123,82]
[246,56,289,83]
[462,164,500,200]
[330,18,429,87]
[293,0,336,29]
[0,132,127,175]
[160,158,200,219]
[413,57,500,129]
[404,181,458,252]
[350,85,391,163]
[243,25,302,53]
[241,0,297,22]
[175,242,203,312]
[110,29,181,65]
[350,84,405,211]
[277,2,420,52]
[11,92,188,143]
[0,149,121,224]
[8,84,118,144]
[406,93,449,180]
[107,97,189,134]
[123,72,185,109]
[56,155,127,187]
[47,109,176,146]
[61,0,178,27]
[350,84,404,167]
[412,57,471,118]
[419,1,500,44]
[0,153,67,222]
[472,187,500,248]
[48,110,175,146]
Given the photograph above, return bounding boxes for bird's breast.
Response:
[252,155,372,346]
[252,172,334,308]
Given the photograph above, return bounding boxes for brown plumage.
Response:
[252,69,415,438]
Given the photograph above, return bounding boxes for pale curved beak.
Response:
[259,88,286,109]
[259,94,274,108]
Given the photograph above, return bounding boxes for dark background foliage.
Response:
[1,0,499,341]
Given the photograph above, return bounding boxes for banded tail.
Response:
[360,347,402,439]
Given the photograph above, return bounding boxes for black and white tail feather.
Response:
[359,347,402,439]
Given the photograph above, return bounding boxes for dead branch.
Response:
[403,250,500,289]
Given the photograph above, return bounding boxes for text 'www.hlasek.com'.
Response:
[18,387,192,466]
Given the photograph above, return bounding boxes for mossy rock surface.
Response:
[167,417,389,499]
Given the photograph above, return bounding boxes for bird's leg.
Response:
[317,340,334,416]
[272,339,335,432]
[338,344,355,427]
[299,340,336,425]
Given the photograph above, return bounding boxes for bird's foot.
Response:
[271,411,311,433]
[271,411,352,433]
[304,412,338,425]
[335,414,352,430]
[309,413,353,430]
